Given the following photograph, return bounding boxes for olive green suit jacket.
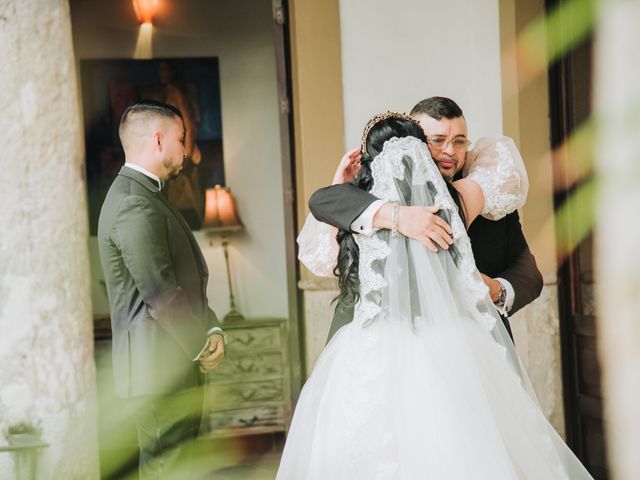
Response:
[98,166,220,398]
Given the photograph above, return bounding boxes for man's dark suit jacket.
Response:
[98,166,220,398]
[309,183,543,342]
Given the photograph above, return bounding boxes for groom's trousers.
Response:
[132,387,204,479]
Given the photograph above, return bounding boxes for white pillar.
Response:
[594,1,640,479]
[0,1,99,478]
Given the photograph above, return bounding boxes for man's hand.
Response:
[480,273,502,303]
[332,147,362,185]
[198,334,225,374]
[373,204,452,252]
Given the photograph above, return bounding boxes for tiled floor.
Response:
[200,433,283,479]
[205,452,281,479]
[98,433,283,479]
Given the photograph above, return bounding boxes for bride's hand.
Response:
[332,147,362,185]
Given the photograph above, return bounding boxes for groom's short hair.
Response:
[410,96,463,120]
[118,100,184,144]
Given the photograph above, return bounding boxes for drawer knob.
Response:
[239,416,259,426]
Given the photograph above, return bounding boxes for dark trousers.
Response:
[133,387,204,479]
[501,314,514,343]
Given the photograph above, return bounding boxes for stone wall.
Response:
[0,1,99,478]
[299,279,338,377]
[511,278,565,436]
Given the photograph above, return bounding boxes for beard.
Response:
[433,154,459,181]
[162,155,184,180]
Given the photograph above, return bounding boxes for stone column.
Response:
[299,279,338,378]
[595,1,640,479]
[0,1,99,478]
[511,274,565,437]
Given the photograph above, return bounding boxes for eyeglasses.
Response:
[426,136,471,152]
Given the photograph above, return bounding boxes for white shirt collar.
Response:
[124,163,162,190]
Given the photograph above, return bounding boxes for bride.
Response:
[276,112,594,479]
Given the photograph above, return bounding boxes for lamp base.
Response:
[223,308,245,323]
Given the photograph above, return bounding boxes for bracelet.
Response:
[391,203,399,238]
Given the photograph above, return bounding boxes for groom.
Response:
[310,96,543,341]
[98,100,225,478]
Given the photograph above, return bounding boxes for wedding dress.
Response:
[277,136,593,479]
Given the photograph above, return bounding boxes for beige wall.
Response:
[338,0,505,147]
[500,0,557,277]
[288,0,345,373]
[71,0,289,319]
[289,0,346,282]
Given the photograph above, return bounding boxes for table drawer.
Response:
[208,379,284,409]
[207,405,285,432]
[208,352,283,382]
[227,326,283,353]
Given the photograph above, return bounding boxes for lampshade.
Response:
[202,185,243,233]
[132,0,159,25]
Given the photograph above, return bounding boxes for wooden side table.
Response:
[202,317,291,438]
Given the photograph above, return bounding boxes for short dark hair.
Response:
[410,96,463,120]
[118,100,183,143]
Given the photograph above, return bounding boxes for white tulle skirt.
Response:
[276,313,591,480]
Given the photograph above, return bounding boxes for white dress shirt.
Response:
[350,200,386,236]
[124,162,162,190]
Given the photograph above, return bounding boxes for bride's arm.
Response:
[452,178,484,228]
[297,149,362,276]
[456,136,528,225]
[297,213,339,277]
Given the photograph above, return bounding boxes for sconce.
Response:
[202,185,245,323]
[132,0,159,25]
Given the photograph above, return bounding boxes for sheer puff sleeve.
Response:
[462,136,529,220]
[297,213,339,277]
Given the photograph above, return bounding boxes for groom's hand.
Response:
[396,205,453,253]
[198,334,225,374]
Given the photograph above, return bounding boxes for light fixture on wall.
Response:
[132,0,159,25]
[202,185,245,323]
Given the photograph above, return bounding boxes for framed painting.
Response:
[80,57,224,233]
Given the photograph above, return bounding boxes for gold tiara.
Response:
[360,111,413,155]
